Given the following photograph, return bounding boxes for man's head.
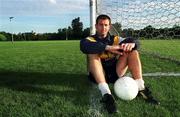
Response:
[95,14,111,38]
[96,14,111,25]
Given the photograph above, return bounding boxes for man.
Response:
[80,14,160,114]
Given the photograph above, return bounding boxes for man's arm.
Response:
[80,37,107,54]
[119,37,140,51]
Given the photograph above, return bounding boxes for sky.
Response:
[0,0,89,34]
[0,0,179,34]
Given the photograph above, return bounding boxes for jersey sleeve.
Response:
[80,36,106,54]
[119,37,140,50]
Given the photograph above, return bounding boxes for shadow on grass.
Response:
[0,70,89,107]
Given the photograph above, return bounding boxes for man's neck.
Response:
[98,34,108,39]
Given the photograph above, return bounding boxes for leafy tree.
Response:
[172,24,180,38]
[82,28,90,38]
[0,32,11,41]
[122,28,134,37]
[111,22,122,36]
[143,25,155,38]
[57,27,72,40]
[71,17,83,39]
[0,33,7,41]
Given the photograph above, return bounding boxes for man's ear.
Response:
[109,24,112,29]
[95,24,98,29]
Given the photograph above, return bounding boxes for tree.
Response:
[0,33,7,41]
[122,28,134,37]
[82,27,90,38]
[0,32,11,41]
[71,17,83,39]
[111,22,122,36]
[172,24,180,39]
[143,25,155,38]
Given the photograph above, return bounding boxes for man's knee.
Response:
[130,50,139,56]
[88,54,101,61]
[87,54,102,72]
[88,54,102,66]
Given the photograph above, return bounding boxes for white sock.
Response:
[98,82,111,96]
[135,79,145,91]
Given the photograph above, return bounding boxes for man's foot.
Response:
[138,87,160,105]
[100,93,118,114]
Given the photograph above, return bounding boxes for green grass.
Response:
[0,41,86,73]
[111,77,180,117]
[140,40,180,73]
[141,53,179,73]
[0,40,179,117]
[140,40,180,60]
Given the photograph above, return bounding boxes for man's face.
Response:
[95,19,111,38]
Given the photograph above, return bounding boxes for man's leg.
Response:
[116,50,144,90]
[116,50,142,79]
[116,50,160,105]
[88,54,117,113]
[88,54,111,95]
[88,54,106,84]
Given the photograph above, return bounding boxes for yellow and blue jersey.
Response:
[80,34,139,64]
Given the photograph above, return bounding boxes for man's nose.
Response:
[102,25,106,29]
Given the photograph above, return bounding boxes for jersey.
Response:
[80,34,139,83]
[80,33,139,66]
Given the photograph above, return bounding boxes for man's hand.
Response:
[120,43,135,52]
[105,43,135,55]
[105,45,123,55]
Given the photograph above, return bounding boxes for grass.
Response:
[140,40,180,73]
[0,40,179,117]
[111,77,180,117]
[141,53,179,73]
[140,40,180,60]
[0,41,86,73]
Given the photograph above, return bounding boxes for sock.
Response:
[98,82,111,96]
[135,79,145,91]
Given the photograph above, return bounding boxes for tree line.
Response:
[0,17,90,41]
[0,17,179,41]
[112,23,180,39]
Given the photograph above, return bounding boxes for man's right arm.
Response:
[80,37,106,54]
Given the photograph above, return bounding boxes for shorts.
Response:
[88,58,119,84]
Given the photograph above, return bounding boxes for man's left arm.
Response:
[119,37,140,52]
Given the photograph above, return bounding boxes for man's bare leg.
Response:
[128,50,142,80]
[116,50,145,90]
[88,54,111,95]
[88,54,118,113]
[88,54,106,83]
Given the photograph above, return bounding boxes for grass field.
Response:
[0,40,179,117]
[140,40,180,60]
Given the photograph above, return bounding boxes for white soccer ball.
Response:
[114,76,138,101]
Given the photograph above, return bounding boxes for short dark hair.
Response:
[96,14,111,24]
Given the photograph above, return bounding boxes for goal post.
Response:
[89,0,96,35]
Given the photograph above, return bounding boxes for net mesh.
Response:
[96,0,180,38]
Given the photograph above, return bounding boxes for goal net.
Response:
[91,0,180,39]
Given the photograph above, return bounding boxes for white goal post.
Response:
[89,0,96,35]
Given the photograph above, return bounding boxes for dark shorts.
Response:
[88,58,119,84]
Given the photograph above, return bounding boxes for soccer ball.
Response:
[114,76,138,101]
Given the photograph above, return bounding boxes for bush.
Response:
[0,34,7,41]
